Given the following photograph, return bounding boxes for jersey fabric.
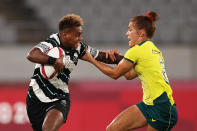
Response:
[28,33,99,103]
[124,40,174,105]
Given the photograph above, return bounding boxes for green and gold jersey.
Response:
[124,40,174,105]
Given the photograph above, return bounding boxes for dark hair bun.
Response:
[145,11,159,22]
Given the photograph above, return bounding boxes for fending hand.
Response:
[105,49,120,62]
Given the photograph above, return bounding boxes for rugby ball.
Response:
[40,47,65,79]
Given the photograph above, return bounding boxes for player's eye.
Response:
[76,32,82,37]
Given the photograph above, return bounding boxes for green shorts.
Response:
[136,92,178,131]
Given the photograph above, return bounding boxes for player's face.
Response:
[126,21,141,48]
[61,26,83,49]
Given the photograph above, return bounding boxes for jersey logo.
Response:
[151,118,157,122]
[152,49,160,54]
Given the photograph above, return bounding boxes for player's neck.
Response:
[137,37,150,45]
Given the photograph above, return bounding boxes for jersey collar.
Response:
[138,40,150,46]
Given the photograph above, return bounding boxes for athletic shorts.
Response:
[26,86,70,131]
[136,92,178,131]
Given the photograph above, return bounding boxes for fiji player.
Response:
[26,14,123,131]
[84,11,178,131]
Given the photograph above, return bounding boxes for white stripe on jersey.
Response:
[30,79,58,102]
[49,33,61,44]
[48,77,69,93]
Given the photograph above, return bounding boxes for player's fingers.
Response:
[59,67,63,73]
[60,62,65,73]
[106,51,109,59]
[59,55,64,61]
[54,59,64,74]
[109,54,115,62]
[54,66,60,74]
[100,50,105,53]
[109,50,116,61]
[114,50,120,55]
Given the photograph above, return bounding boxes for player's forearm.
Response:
[124,70,137,80]
[96,51,123,64]
[91,59,120,79]
[26,48,51,64]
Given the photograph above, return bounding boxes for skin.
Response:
[83,21,159,131]
[42,109,64,131]
[26,26,121,131]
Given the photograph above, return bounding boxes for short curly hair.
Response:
[59,14,83,32]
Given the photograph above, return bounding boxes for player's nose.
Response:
[78,36,83,41]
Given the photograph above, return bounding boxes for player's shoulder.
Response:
[137,40,153,47]
[136,40,156,52]
[125,41,153,55]
[77,41,88,51]
[126,44,140,54]
[74,41,87,57]
[38,33,60,48]
[79,41,88,47]
[49,33,59,41]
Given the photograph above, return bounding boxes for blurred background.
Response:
[0,0,197,130]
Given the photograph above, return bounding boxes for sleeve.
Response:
[124,47,138,64]
[34,41,53,53]
[79,42,99,59]
[87,45,99,58]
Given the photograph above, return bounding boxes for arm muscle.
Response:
[26,48,50,64]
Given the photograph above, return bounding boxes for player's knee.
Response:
[106,125,111,131]
[42,124,48,131]
[42,124,55,131]
[106,124,115,131]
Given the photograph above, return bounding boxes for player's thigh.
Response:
[42,109,64,131]
[107,105,147,131]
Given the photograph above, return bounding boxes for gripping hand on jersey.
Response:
[54,55,65,74]
[104,49,120,62]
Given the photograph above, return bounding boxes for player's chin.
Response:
[73,43,79,49]
[128,41,133,48]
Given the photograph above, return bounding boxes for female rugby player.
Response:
[83,11,178,131]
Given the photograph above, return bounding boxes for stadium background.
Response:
[0,0,197,130]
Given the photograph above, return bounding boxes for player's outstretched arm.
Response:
[83,51,134,79]
[81,44,123,64]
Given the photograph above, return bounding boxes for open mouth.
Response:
[128,36,132,41]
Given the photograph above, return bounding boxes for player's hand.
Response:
[105,49,120,62]
[54,55,65,74]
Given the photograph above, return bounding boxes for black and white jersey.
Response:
[28,33,99,103]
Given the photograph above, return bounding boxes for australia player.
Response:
[84,11,178,131]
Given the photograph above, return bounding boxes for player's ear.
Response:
[61,32,70,39]
[139,29,146,37]
[60,30,69,38]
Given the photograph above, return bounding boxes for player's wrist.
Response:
[48,56,57,65]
